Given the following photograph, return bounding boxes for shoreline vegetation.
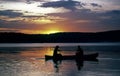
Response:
[0,30,120,43]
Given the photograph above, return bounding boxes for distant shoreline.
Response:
[0,30,120,43]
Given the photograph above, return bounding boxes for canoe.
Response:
[45,53,98,61]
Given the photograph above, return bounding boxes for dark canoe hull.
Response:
[45,53,98,61]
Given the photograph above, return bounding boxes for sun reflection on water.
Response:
[20,47,54,58]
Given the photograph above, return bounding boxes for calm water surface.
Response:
[0,43,120,76]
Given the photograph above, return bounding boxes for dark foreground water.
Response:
[0,43,120,76]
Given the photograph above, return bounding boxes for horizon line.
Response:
[0,29,120,35]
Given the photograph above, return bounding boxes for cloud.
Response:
[40,0,85,11]
[0,19,41,30]
[0,0,35,4]
[99,10,120,26]
[47,8,120,31]
[108,10,120,14]
[91,3,102,7]
[0,28,20,32]
[0,10,23,18]
[1,0,18,1]
[0,0,60,3]
[47,9,96,22]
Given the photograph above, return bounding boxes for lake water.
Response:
[0,43,120,76]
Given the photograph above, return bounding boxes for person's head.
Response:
[78,45,81,49]
[56,45,59,48]
[77,45,82,51]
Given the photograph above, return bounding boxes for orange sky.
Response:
[0,0,120,34]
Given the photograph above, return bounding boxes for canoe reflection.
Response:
[53,59,84,72]
[76,59,84,71]
[53,59,62,72]
[45,59,98,72]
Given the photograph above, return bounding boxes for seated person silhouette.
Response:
[75,46,84,61]
[53,46,62,63]
[75,46,84,70]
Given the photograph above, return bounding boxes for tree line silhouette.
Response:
[0,30,120,43]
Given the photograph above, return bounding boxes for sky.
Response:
[0,0,120,34]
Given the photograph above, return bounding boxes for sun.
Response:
[44,30,61,34]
